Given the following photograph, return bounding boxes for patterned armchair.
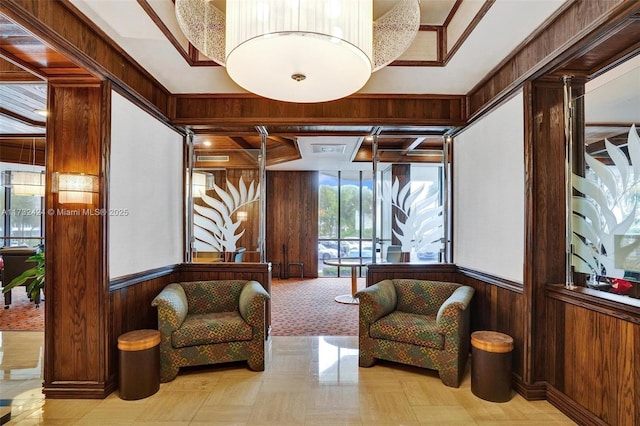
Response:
[355,279,474,387]
[151,280,270,382]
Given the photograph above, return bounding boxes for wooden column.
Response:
[44,80,112,398]
[522,78,585,395]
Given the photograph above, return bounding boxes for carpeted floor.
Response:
[270,277,361,336]
[0,289,44,331]
[0,277,360,335]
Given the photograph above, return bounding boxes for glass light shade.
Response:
[3,171,45,197]
[53,172,99,204]
[225,0,373,103]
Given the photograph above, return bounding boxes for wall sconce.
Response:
[52,172,99,204]
[2,170,45,197]
[237,211,248,222]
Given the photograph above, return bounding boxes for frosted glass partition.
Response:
[375,161,443,263]
[570,56,640,300]
[453,92,525,283]
[109,91,183,279]
[189,149,261,263]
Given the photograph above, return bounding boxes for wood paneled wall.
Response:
[366,263,457,286]
[546,289,640,426]
[266,171,318,278]
[44,81,111,398]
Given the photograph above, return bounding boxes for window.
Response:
[318,170,373,277]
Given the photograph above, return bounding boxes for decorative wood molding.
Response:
[443,0,495,66]
[366,263,458,286]
[512,376,547,401]
[547,385,611,426]
[109,264,179,291]
[456,266,524,293]
[546,284,640,325]
[171,94,467,126]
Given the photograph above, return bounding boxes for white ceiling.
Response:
[68,0,567,95]
[62,0,570,171]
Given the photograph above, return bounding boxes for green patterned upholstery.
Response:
[152,280,270,382]
[356,279,474,387]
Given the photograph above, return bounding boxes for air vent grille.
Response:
[311,144,346,154]
[197,155,229,162]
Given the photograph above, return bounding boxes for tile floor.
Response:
[0,331,576,425]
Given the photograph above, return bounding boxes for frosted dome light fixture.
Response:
[175,0,420,103]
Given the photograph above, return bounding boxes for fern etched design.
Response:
[384,177,443,254]
[571,125,640,278]
[193,176,259,253]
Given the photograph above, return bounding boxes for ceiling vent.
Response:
[197,155,229,162]
[311,144,347,154]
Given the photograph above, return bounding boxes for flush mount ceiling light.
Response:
[175,0,420,103]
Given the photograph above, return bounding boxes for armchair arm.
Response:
[436,286,474,335]
[355,280,397,324]
[239,280,270,327]
[151,283,188,335]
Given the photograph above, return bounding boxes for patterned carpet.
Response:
[270,277,361,336]
[0,277,360,335]
[0,289,44,331]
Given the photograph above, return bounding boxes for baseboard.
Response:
[547,385,609,426]
[43,380,117,399]
[513,376,547,400]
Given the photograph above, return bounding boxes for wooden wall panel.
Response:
[172,94,466,126]
[546,296,639,426]
[266,171,319,278]
[455,269,533,396]
[44,81,111,398]
[109,267,179,386]
[366,263,457,286]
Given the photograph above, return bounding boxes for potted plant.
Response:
[2,249,45,308]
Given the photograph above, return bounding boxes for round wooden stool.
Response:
[471,331,514,402]
[118,329,161,400]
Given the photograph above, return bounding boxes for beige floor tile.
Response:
[135,391,207,422]
[247,392,307,425]
[0,332,575,426]
[191,404,252,424]
[412,405,477,425]
[304,406,362,425]
[359,391,419,424]
[401,380,461,406]
[202,377,263,406]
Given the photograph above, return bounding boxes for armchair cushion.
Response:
[172,311,252,348]
[370,312,443,349]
